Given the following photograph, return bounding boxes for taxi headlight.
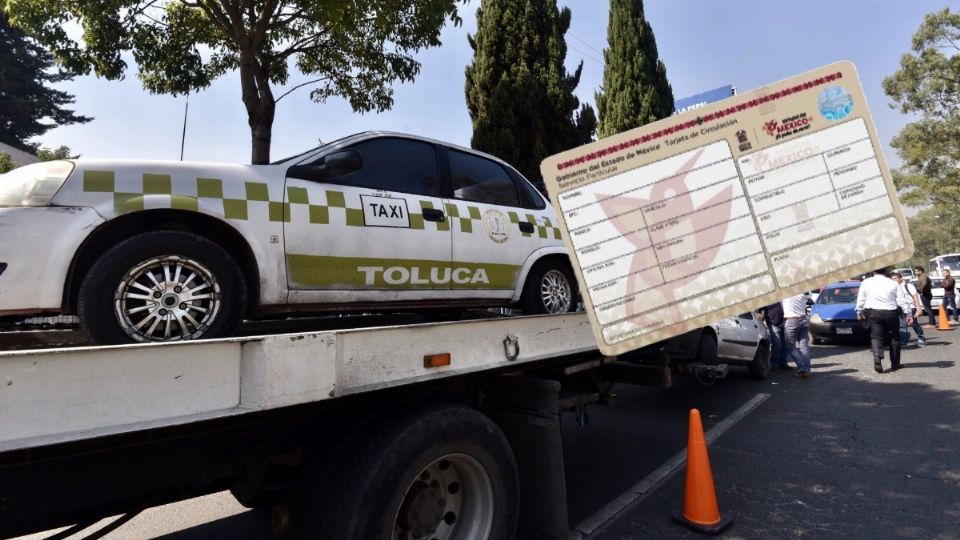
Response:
[0,160,75,207]
[810,313,823,324]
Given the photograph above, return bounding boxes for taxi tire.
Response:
[519,259,577,315]
[78,230,246,344]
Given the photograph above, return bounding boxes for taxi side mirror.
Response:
[287,150,363,182]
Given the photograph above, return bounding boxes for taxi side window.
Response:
[325,138,439,197]
[510,170,548,210]
[449,150,521,207]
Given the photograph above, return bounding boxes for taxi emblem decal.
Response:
[483,209,511,244]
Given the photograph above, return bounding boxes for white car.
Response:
[0,132,577,343]
[893,267,915,283]
[931,277,944,309]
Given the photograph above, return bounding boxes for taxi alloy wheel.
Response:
[520,259,577,315]
[78,230,246,344]
[115,255,222,342]
[540,269,572,314]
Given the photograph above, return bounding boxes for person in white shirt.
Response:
[781,294,812,378]
[893,271,926,347]
[855,268,901,373]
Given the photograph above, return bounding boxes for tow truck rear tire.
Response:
[292,405,518,540]
[519,259,577,315]
[78,230,246,344]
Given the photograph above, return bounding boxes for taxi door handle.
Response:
[422,208,446,222]
[518,222,534,233]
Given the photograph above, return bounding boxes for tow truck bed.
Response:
[4,313,672,539]
[1,314,596,452]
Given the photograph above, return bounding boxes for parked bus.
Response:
[929,254,960,277]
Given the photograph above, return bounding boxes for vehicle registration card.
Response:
[541,62,913,355]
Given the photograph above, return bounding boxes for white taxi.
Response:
[0,132,576,343]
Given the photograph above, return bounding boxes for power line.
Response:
[567,43,604,65]
[568,31,605,56]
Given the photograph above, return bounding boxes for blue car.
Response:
[809,282,869,344]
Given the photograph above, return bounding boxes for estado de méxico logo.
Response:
[762,112,813,141]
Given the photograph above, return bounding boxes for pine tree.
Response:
[595,0,673,138]
[0,13,90,151]
[465,0,595,182]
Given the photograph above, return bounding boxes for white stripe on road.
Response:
[571,392,770,538]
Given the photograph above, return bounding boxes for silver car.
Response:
[642,312,772,380]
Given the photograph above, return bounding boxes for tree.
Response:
[36,145,75,161]
[594,0,673,138]
[0,153,15,174]
[5,1,464,164]
[0,13,90,152]
[883,8,960,218]
[464,0,595,182]
[906,208,960,264]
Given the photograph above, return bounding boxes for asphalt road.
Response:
[13,325,960,539]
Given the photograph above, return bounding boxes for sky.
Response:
[38,0,956,168]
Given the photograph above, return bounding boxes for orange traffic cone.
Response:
[672,409,732,534]
[938,304,952,331]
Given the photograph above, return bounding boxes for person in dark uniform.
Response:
[855,268,901,373]
[943,269,958,322]
[914,266,934,326]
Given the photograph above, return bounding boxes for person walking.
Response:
[943,269,958,322]
[893,271,926,347]
[781,294,811,379]
[856,268,901,373]
[914,265,935,326]
[760,301,790,371]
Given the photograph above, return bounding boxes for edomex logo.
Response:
[595,148,733,333]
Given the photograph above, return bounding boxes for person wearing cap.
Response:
[914,266,934,326]
[943,269,958,322]
[781,294,811,379]
[893,271,926,347]
[856,268,901,373]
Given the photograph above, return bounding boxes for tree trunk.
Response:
[238,48,276,165]
[250,104,274,165]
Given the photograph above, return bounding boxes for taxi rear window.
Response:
[450,150,521,207]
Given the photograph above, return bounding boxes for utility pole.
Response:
[180,94,189,161]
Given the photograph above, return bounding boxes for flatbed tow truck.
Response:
[0,313,689,540]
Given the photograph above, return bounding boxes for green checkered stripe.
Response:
[287,186,449,230]
[83,170,288,222]
[443,203,484,234]
[82,170,563,236]
[286,186,363,226]
[508,211,562,239]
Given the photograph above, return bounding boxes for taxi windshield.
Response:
[817,287,859,304]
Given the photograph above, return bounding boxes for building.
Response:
[0,142,40,166]
[674,85,736,115]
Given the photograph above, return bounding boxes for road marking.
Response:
[572,392,770,537]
